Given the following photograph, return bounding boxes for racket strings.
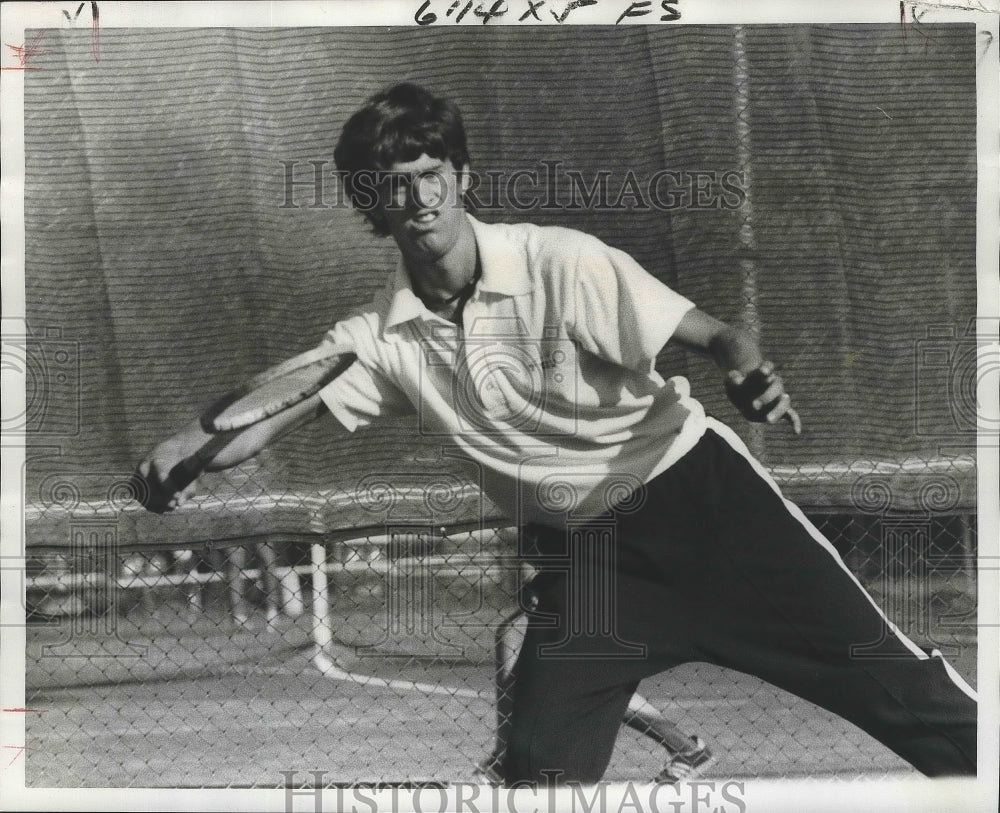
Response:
[204,350,356,432]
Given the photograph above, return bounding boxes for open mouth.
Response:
[411,210,439,226]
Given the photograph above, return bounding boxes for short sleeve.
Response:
[570,235,695,371]
[316,313,414,432]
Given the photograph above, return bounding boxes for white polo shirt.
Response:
[319,215,707,527]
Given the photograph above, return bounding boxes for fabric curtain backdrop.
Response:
[23,25,976,501]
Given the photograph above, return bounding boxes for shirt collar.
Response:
[383,265,427,330]
[383,213,533,331]
[468,214,533,297]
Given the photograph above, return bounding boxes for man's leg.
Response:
[688,422,977,776]
[622,694,699,753]
[501,561,698,784]
[483,605,711,784]
[475,608,525,783]
[501,615,648,783]
[622,696,716,783]
[499,456,732,784]
[504,424,976,780]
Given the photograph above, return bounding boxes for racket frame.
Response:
[200,344,356,433]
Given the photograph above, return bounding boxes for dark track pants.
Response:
[503,423,977,782]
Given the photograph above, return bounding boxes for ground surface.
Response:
[24,594,975,788]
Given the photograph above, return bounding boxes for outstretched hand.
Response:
[134,456,200,514]
[133,424,227,513]
[724,361,802,435]
[134,443,203,514]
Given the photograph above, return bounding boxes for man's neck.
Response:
[405,220,478,303]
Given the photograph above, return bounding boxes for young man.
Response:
[139,83,977,783]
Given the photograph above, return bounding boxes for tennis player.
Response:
[139,82,977,782]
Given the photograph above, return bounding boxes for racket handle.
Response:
[130,454,204,513]
[167,454,205,493]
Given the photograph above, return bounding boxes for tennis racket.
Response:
[134,344,356,511]
[199,344,357,433]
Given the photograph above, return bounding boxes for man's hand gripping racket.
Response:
[134,345,356,513]
[724,360,802,435]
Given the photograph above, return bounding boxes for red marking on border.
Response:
[3,30,53,71]
[91,1,100,62]
[2,708,46,713]
[3,745,27,766]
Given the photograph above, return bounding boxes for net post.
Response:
[310,542,333,652]
[733,23,766,460]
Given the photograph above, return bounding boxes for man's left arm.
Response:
[670,307,802,435]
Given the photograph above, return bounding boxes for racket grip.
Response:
[167,454,205,493]
[130,454,205,513]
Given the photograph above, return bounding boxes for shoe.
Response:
[472,756,504,785]
[655,737,716,783]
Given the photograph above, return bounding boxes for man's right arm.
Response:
[137,394,328,513]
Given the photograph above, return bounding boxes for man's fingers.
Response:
[142,457,175,490]
[726,363,799,434]
[778,405,802,435]
[765,395,803,436]
[175,480,198,507]
[133,453,198,513]
[751,379,785,412]
[764,393,789,423]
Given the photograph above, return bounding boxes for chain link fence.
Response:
[21,457,977,787]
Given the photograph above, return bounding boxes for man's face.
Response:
[378,154,470,265]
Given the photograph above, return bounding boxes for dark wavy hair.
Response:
[334,83,470,236]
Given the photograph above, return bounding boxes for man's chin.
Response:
[400,235,448,264]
